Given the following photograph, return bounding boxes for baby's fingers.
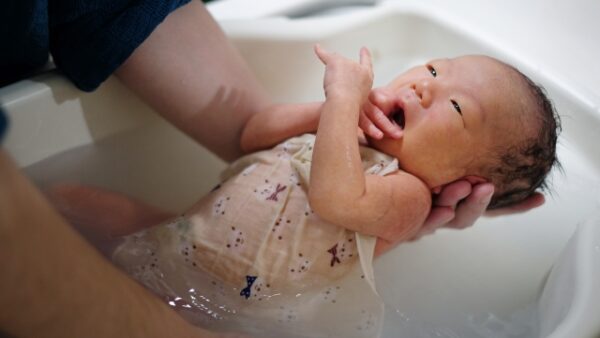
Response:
[368,106,403,138]
[360,47,372,69]
[359,112,384,139]
[314,44,331,65]
[362,104,403,139]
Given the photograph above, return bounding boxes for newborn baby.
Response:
[53,46,560,338]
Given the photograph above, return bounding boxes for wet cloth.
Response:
[113,134,399,337]
[1,0,191,90]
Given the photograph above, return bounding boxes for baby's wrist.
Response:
[325,86,365,104]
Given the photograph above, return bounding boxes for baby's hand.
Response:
[359,89,404,140]
[314,45,373,103]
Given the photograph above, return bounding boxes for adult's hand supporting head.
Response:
[410,180,545,240]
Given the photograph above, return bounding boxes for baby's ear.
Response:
[463,175,488,185]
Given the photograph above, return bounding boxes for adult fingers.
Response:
[485,192,545,217]
[420,205,455,232]
[434,180,472,207]
[446,183,494,229]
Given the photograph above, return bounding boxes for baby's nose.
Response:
[411,79,433,107]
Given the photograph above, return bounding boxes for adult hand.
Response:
[410,181,545,240]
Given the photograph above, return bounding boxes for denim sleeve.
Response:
[49,0,192,92]
[2,0,194,91]
[0,0,50,87]
[0,108,8,144]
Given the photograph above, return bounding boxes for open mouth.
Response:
[390,107,405,129]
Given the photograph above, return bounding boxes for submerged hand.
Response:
[411,181,545,240]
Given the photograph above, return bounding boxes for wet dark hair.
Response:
[485,66,561,210]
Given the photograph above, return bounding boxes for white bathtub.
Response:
[1,1,600,337]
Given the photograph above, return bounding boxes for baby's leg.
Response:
[47,183,175,240]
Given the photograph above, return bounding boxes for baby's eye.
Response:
[427,65,437,77]
[451,100,462,115]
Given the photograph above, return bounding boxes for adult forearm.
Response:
[0,150,212,338]
[116,0,270,162]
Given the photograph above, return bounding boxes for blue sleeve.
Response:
[0,108,8,144]
[1,0,193,91]
[49,0,192,91]
[0,0,50,87]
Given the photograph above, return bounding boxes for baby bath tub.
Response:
[1,1,599,337]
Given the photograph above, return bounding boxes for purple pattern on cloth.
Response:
[240,275,257,299]
[266,183,287,201]
[328,244,342,267]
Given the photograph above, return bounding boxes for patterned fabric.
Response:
[112,134,397,337]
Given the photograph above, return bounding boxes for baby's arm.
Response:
[240,102,322,153]
[309,46,431,247]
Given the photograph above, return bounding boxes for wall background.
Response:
[209,0,600,110]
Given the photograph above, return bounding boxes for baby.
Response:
[51,46,560,337]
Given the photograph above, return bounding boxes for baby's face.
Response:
[368,55,522,189]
